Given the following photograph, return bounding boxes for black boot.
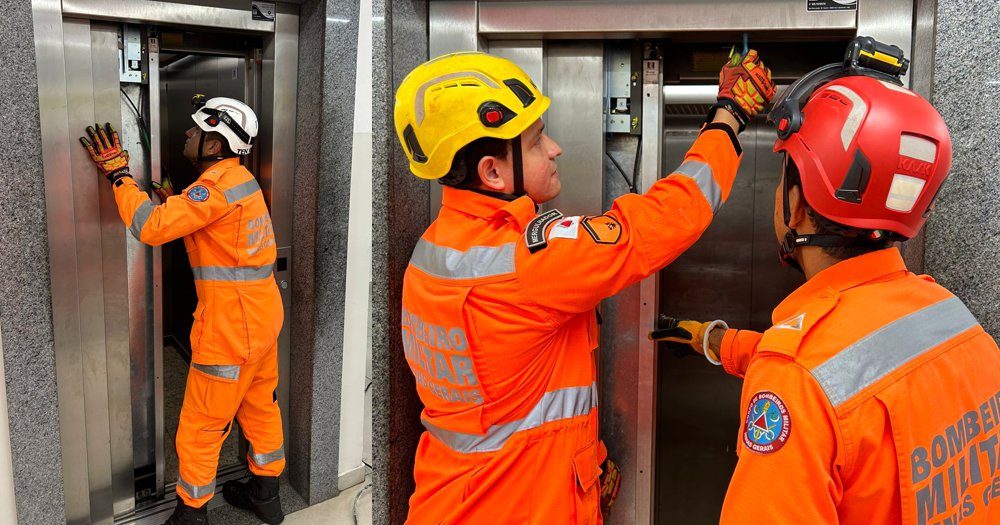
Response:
[163,500,209,525]
[223,474,284,525]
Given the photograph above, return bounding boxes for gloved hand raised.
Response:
[649,315,727,365]
[152,177,175,202]
[80,122,130,183]
[712,49,776,132]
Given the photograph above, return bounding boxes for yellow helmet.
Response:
[394,52,551,180]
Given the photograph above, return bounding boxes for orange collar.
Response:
[773,248,910,324]
[441,186,538,231]
[200,157,241,177]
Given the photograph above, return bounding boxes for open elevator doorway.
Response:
[129,27,267,512]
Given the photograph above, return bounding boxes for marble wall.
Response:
[925,0,1000,336]
[371,1,430,523]
[289,0,360,504]
[0,1,67,523]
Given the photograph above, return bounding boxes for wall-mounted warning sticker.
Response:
[252,1,276,21]
[808,0,857,11]
[582,215,622,245]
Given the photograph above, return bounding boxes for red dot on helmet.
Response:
[208,118,219,126]
[778,118,789,132]
[486,110,502,123]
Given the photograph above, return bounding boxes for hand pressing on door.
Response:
[80,122,131,184]
[649,315,728,365]
[711,49,777,132]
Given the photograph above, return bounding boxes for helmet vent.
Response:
[503,79,536,108]
[403,124,428,163]
[835,149,872,204]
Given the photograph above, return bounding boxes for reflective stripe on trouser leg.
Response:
[236,343,285,476]
[176,359,255,507]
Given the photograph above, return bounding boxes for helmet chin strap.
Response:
[510,135,525,197]
[778,163,871,274]
[195,131,227,165]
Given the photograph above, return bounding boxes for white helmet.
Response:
[191,95,258,155]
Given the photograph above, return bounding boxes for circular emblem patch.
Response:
[743,391,792,454]
[186,185,210,202]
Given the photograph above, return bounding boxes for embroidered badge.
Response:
[548,216,580,241]
[743,391,792,454]
[582,215,622,245]
[524,209,563,253]
[186,185,210,202]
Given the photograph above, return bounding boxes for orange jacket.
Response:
[718,248,1000,525]
[112,158,283,364]
[402,127,741,524]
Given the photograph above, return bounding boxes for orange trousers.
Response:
[175,343,285,507]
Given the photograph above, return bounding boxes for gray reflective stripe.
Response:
[129,200,154,240]
[191,264,274,281]
[249,443,285,466]
[192,363,240,380]
[674,160,722,213]
[177,475,216,499]
[812,296,979,407]
[223,178,261,203]
[409,239,515,280]
[423,382,598,454]
[414,71,500,125]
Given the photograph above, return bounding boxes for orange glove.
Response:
[80,122,130,182]
[714,49,776,130]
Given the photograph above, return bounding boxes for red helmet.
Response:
[773,74,952,240]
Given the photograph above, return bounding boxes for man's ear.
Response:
[204,135,224,157]
[786,184,809,231]
[477,156,506,192]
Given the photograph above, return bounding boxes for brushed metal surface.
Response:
[148,34,166,498]
[478,0,856,36]
[62,0,275,33]
[32,2,92,521]
[542,42,604,217]
[634,54,662,525]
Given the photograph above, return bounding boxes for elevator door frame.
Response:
[32,1,298,523]
[427,1,925,523]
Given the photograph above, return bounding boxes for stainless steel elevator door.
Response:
[654,116,802,524]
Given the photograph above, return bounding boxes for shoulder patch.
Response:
[548,216,580,241]
[186,185,210,202]
[524,209,563,253]
[582,215,622,245]
[743,391,792,454]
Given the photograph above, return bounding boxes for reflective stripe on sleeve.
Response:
[409,239,516,280]
[191,264,274,282]
[422,382,598,453]
[223,178,262,203]
[249,443,285,466]
[129,200,154,240]
[811,296,979,407]
[674,160,722,214]
[177,475,216,499]
[191,363,240,380]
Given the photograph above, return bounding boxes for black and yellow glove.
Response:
[80,122,130,183]
[649,315,725,364]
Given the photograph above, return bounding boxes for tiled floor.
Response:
[284,478,372,525]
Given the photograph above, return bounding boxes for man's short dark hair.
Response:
[440,137,511,188]
[784,157,891,261]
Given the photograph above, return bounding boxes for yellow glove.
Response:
[649,315,725,364]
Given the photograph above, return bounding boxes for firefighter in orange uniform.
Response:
[394,51,775,523]
[81,96,285,525]
[655,38,1000,524]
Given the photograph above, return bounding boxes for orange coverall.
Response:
[718,248,1000,525]
[112,157,285,507]
[402,126,741,524]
